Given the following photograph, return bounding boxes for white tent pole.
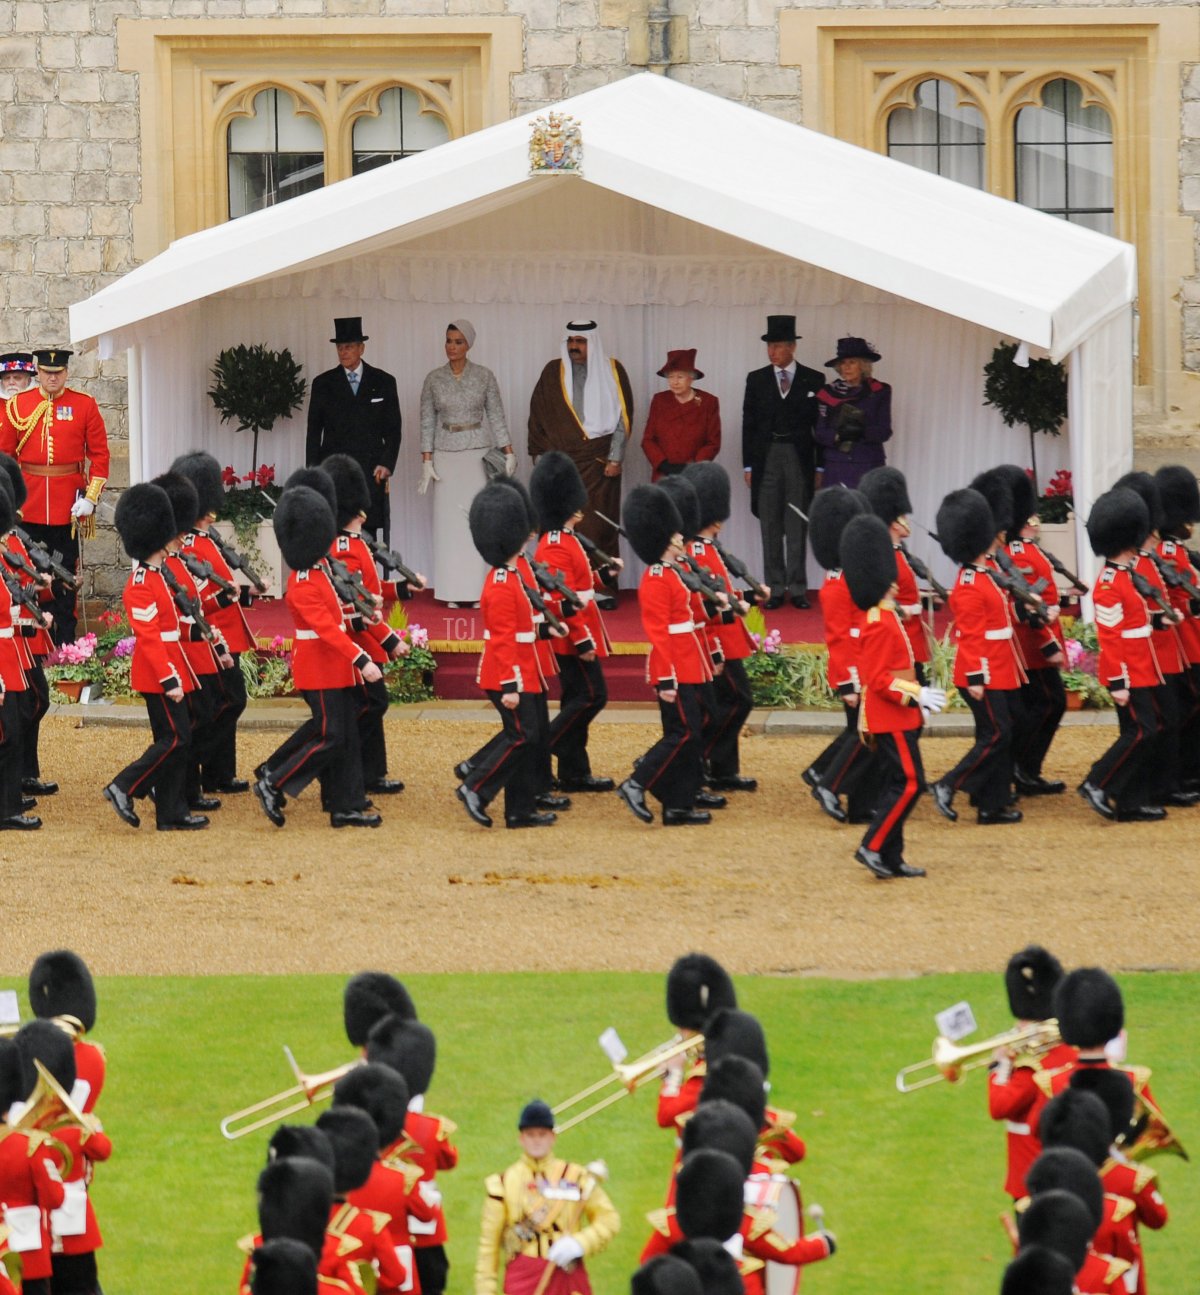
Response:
[126,343,143,486]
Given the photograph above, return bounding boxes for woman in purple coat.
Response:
[813,336,893,490]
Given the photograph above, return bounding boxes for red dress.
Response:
[641,390,721,481]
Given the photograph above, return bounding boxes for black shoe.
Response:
[558,775,615,793]
[708,774,757,792]
[21,797,36,813]
[21,778,57,796]
[854,846,894,879]
[189,795,222,812]
[694,790,727,809]
[537,793,571,810]
[1014,768,1066,796]
[595,594,618,612]
[663,807,712,826]
[790,594,811,610]
[453,761,472,782]
[367,779,405,795]
[103,782,140,828]
[1115,805,1168,823]
[331,810,383,828]
[1077,780,1115,821]
[1165,789,1200,807]
[0,814,40,831]
[800,766,820,790]
[158,814,209,831]
[253,776,286,828]
[763,595,785,611]
[977,807,1023,825]
[455,784,492,828]
[930,780,958,822]
[216,778,250,794]
[505,811,557,828]
[616,778,653,824]
[811,783,846,823]
[892,860,927,878]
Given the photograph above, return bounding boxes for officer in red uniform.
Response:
[0,348,110,645]
[1154,464,1200,791]
[28,949,106,1113]
[103,483,202,832]
[840,513,946,879]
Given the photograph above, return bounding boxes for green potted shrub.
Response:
[982,341,1067,494]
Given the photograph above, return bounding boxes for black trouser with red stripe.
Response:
[861,729,925,867]
[636,683,706,810]
[357,674,392,787]
[1014,667,1066,778]
[19,655,49,780]
[113,692,191,826]
[185,671,224,803]
[0,691,25,817]
[704,657,753,778]
[266,687,360,813]
[813,700,880,818]
[549,653,607,781]
[467,690,541,818]
[941,687,1022,813]
[202,656,247,789]
[1152,671,1188,801]
[22,522,78,646]
[1088,685,1165,810]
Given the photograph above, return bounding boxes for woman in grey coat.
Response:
[419,320,517,605]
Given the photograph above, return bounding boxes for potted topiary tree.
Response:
[982,341,1068,495]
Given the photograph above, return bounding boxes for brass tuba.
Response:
[12,1058,100,1178]
[895,1021,1061,1093]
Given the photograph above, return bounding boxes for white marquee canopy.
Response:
[71,73,1136,588]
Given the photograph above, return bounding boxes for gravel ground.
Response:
[3,715,1196,978]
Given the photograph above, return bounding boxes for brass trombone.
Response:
[552,1033,704,1134]
[219,1046,363,1141]
[895,1021,1061,1093]
[0,1015,83,1040]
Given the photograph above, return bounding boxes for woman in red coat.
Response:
[641,350,721,481]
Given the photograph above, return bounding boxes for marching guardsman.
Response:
[343,971,418,1053]
[475,1099,619,1295]
[0,472,35,830]
[0,452,58,801]
[1078,488,1167,822]
[682,462,759,792]
[656,954,737,1131]
[0,352,36,398]
[253,484,382,830]
[0,348,110,645]
[1154,464,1200,792]
[530,451,618,794]
[616,485,714,827]
[1017,1189,1109,1293]
[172,451,256,795]
[102,483,201,831]
[839,513,945,879]
[930,485,1026,826]
[801,486,874,822]
[28,949,106,1113]
[245,1238,319,1295]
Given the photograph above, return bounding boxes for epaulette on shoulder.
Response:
[336,535,351,551]
[1009,540,1025,553]
[1162,539,1178,555]
[1132,1163,1158,1193]
[1102,1257,1133,1287]
[649,563,664,576]
[363,1208,392,1236]
[1014,1194,1031,1216]
[548,530,561,543]
[132,566,147,584]
[866,605,882,624]
[1101,567,1117,583]
[646,1207,674,1238]
[1107,1193,1136,1223]
[1126,1063,1152,1093]
[427,1112,457,1138]
[744,1212,776,1242]
[493,568,508,583]
[236,1232,258,1256]
[765,1106,797,1130]
[962,568,975,584]
[485,1172,504,1199]
[297,569,310,582]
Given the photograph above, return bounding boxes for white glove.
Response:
[547,1236,584,1268]
[917,685,947,716]
[70,496,95,519]
[418,1180,442,1208]
[418,460,440,495]
[504,451,518,478]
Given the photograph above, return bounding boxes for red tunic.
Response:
[347,1158,438,1292]
[0,592,28,694]
[656,1061,706,1129]
[1006,539,1066,666]
[124,565,196,694]
[5,533,53,658]
[819,570,860,694]
[641,389,721,481]
[183,529,255,654]
[950,564,1025,690]
[49,1123,112,1255]
[73,1038,106,1115]
[688,539,754,661]
[239,1231,366,1293]
[0,1127,66,1281]
[1092,1193,1140,1289]
[325,1200,408,1292]
[986,1039,1078,1198]
[515,555,556,685]
[165,554,220,678]
[1076,1248,1134,1293]
[0,386,110,526]
[858,601,921,735]
[1135,552,1182,675]
[1092,565,1164,690]
[893,546,931,665]
[389,1109,459,1249]
[1157,538,1200,665]
[639,564,712,688]
[330,532,402,665]
[287,565,370,691]
[533,529,610,659]
[476,567,543,695]
[1099,1158,1167,1295]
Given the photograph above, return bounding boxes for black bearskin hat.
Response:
[657,475,701,541]
[704,1008,769,1079]
[333,1062,410,1149]
[682,462,731,529]
[1154,464,1200,535]
[623,486,683,567]
[969,468,1015,539]
[675,1148,745,1240]
[1070,1068,1137,1147]
[858,466,912,525]
[840,514,897,611]
[1004,945,1063,1023]
[14,1019,76,1100]
[993,464,1039,532]
[699,1056,766,1132]
[936,488,995,565]
[170,451,224,519]
[283,466,337,516]
[1055,967,1124,1048]
[0,477,13,536]
[809,487,868,570]
[1087,488,1149,559]
[257,1157,334,1258]
[492,476,537,535]
[315,1106,378,1194]
[1017,1189,1094,1273]
[530,451,588,532]
[1113,471,1164,536]
[273,486,335,572]
[1026,1147,1105,1229]
[666,954,737,1031]
[0,1040,22,1114]
[365,1016,437,1098]
[151,470,200,537]
[0,452,27,510]
[630,1254,703,1295]
[1000,1247,1076,1295]
[680,1098,758,1177]
[30,949,97,1032]
[1037,1088,1112,1167]
[322,453,372,528]
[250,1238,318,1295]
[266,1125,335,1175]
[344,971,418,1047]
[668,1239,743,1295]
[115,482,177,562]
[470,483,530,568]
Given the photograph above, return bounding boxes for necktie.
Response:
[779,370,790,396]
[348,370,360,395]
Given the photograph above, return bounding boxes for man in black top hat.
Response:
[305,318,402,541]
[741,316,824,609]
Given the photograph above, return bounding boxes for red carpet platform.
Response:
[246,590,953,701]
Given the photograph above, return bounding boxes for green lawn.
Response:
[5,972,1192,1294]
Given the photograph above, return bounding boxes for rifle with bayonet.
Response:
[160,560,218,643]
[1033,541,1088,595]
[527,555,585,613]
[360,534,425,591]
[712,539,770,603]
[179,550,238,597]
[1147,548,1200,605]
[1127,563,1181,623]
[574,524,622,576]
[325,555,383,622]
[898,541,950,605]
[12,527,81,591]
[519,576,567,635]
[204,527,269,594]
[1,563,52,626]
[596,512,728,615]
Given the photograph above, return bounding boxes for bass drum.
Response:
[744,1174,804,1295]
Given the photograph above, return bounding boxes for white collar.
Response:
[343,364,363,381]
[776,361,796,377]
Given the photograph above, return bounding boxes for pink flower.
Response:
[410,626,428,648]
[114,636,135,659]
